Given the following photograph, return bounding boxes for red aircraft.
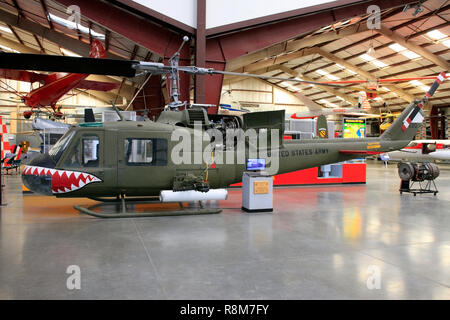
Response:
[0,40,119,119]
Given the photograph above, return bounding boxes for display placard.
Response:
[343,118,366,139]
[253,181,269,194]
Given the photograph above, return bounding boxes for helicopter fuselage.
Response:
[22,118,408,198]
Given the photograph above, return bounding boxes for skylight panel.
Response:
[326,74,340,80]
[316,69,340,80]
[319,99,337,108]
[389,43,406,52]
[360,53,375,61]
[333,63,357,75]
[0,25,12,34]
[409,80,430,92]
[361,53,388,68]
[389,43,420,59]
[401,50,420,59]
[427,30,447,40]
[0,44,19,53]
[442,40,450,48]
[60,48,81,57]
[371,60,388,68]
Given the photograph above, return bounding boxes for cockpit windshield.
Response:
[48,129,76,163]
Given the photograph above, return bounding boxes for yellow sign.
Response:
[254,181,269,194]
[367,142,381,149]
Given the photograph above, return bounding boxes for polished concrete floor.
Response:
[0,161,449,299]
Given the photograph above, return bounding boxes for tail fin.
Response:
[381,72,446,141]
[316,115,329,139]
[89,39,106,58]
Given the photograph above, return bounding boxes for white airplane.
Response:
[290,91,380,119]
[290,107,380,119]
[383,140,450,162]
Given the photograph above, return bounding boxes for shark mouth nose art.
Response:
[22,165,101,194]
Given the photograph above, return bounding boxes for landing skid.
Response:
[75,196,221,218]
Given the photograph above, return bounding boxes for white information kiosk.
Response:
[241,159,273,212]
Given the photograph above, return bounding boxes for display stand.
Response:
[399,180,438,196]
[242,172,273,212]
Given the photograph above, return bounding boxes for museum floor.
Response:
[0,161,449,299]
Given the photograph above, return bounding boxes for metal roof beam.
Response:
[236,48,319,73]
[277,65,358,106]
[226,23,369,72]
[0,35,38,53]
[33,34,45,53]
[7,25,24,45]
[0,8,121,60]
[39,0,54,30]
[377,26,450,71]
[313,47,416,103]
[252,78,319,111]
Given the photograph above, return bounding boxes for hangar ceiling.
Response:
[224,0,450,112]
[0,0,161,107]
[0,0,448,119]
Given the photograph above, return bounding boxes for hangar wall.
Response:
[130,0,340,28]
[220,78,310,115]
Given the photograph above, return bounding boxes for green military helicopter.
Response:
[1,38,444,218]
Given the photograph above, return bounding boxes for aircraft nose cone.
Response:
[21,153,56,195]
[22,171,52,195]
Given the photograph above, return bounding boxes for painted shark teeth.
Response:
[22,165,101,194]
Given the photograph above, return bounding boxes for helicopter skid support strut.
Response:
[74,196,221,218]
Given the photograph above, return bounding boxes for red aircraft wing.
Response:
[0,69,49,84]
[75,79,119,91]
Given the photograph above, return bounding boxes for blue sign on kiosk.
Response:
[246,158,266,171]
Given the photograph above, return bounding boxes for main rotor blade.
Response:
[210,70,347,88]
[1,52,447,91]
[0,98,22,103]
[0,52,139,77]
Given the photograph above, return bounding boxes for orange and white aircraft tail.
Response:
[0,116,9,160]
[89,39,107,59]
[0,116,22,167]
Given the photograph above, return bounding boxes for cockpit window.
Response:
[408,142,418,147]
[64,135,99,167]
[48,130,75,163]
[124,138,167,166]
[82,136,100,166]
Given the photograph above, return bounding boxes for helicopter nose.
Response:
[22,153,102,195]
[22,169,53,195]
[21,153,55,195]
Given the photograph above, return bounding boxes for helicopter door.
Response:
[117,133,170,196]
[59,130,106,186]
